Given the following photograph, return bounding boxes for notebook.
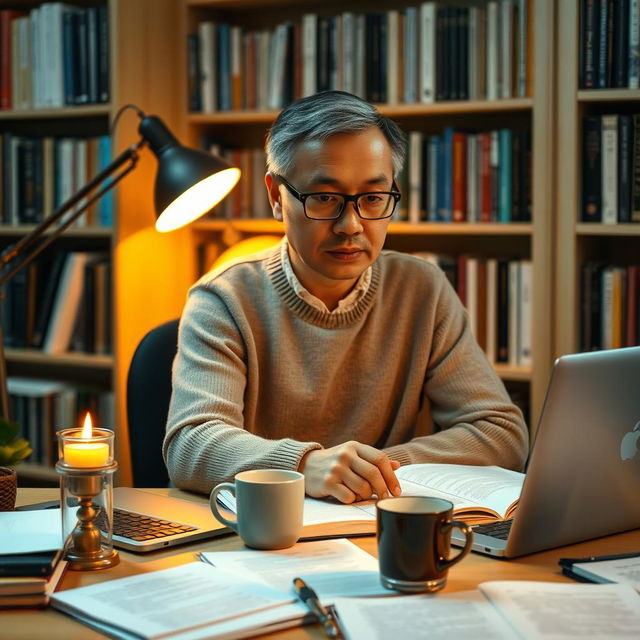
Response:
[18,488,230,553]
[452,346,640,557]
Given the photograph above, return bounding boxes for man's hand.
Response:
[299,441,402,504]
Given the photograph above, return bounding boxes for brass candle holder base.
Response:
[56,458,119,571]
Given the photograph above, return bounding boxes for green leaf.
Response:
[0,418,19,446]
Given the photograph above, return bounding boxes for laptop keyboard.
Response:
[98,509,198,541]
[472,519,513,540]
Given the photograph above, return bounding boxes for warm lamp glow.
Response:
[155,167,241,232]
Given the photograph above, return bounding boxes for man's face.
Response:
[266,126,395,309]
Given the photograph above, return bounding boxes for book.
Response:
[216,464,525,532]
[562,554,640,588]
[0,558,66,608]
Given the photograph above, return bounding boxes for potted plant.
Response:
[0,417,32,511]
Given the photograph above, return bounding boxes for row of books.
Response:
[579,0,640,90]
[400,128,531,223]
[0,133,114,227]
[7,377,114,467]
[2,250,112,355]
[188,1,529,112]
[580,263,640,352]
[0,3,110,111]
[415,253,532,367]
[582,114,640,223]
[204,125,531,224]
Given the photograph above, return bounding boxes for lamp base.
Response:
[66,547,119,571]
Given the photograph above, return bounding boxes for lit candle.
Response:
[63,413,109,467]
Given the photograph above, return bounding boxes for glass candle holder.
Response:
[56,428,119,571]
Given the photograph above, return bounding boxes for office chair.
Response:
[126,318,179,487]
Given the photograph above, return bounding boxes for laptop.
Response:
[19,488,230,553]
[453,346,640,558]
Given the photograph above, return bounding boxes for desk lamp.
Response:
[0,104,241,420]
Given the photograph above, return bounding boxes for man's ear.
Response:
[265,172,283,221]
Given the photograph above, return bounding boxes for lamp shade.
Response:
[138,115,241,232]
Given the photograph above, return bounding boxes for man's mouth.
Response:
[326,248,365,261]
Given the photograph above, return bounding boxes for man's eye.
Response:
[311,194,339,203]
[364,194,384,204]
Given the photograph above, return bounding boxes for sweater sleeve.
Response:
[162,285,321,494]
[383,271,529,471]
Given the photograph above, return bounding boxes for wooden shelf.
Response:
[188,98,534,126]
[0,104,111,120]
[576,223,640,236]
[5,349,114,369]
[0,225,113,238]
[577,89,640,102]
[194,219,533,236]
[493,364,532,382]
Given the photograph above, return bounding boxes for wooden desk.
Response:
[5,488,640,639]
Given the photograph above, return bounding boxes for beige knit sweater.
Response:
[163,243,528,494]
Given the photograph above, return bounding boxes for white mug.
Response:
[209,469,304,549]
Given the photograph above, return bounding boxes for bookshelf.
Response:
[176,0,556,434]
[0,0,185,486]
[556,1,640,358]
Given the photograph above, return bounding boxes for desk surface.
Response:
[4,488,640,639]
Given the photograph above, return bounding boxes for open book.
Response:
[216,463,525,537]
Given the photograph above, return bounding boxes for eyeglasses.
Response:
[275,174,401,220]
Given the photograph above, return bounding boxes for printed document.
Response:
[200,539,390,599]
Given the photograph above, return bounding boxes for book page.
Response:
[51,562,297,640]
[200,539,390,599]
[333,591,516,639]
[0,509,62,554]
[217,491,376,525]
[479,580,640,639]
[395,464,524,518]
[573,557,640,590]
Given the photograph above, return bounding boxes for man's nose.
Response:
[332,201,363,234]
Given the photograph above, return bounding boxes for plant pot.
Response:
[0,466,17,511]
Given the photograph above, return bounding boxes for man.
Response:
[163,91,528,504]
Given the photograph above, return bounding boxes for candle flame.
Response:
[82,412,93,438]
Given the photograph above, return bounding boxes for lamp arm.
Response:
[0,142,142,288]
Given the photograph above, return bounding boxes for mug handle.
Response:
[438,520,474,571]
[209,482,239,532]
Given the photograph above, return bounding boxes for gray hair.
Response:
[265,91,406,178]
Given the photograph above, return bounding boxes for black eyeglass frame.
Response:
[275,174,402,220]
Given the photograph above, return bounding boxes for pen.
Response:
[293,577,343,639]
[558,551,640,568]
[298,532,375,543]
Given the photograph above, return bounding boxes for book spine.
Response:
[217,24,231,111]
[498,128,512,222]
[420,2,436,103]
[403,7,417,103]
[633,114,640,221]
[508,260,520,366]
[302,14,317,97]
[231,26,242,110]
[427,136,439,221]
[581,0,600,88]
[612,0,629,88]
[480,132,492,222]
[618,115,632,223]
[62,10,75,105]
[86,7,98,104]
[408,131,423,223]
[452,131,467,222]
[601,114,618,224]
[386,10,399,104]
[597,0,608,87]
[630,0,640,88]
[186,33,201,112]
[198,22,216,113]
[97,5,109,103]
[497,259,510,362]
[519,260,532,367]
[582,115,603,221]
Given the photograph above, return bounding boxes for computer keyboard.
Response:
[97,508,198,541]
[472,519,513,540]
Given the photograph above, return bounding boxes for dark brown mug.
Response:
[376,496,474,593]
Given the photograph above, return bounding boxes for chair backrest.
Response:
[126,319,179,487]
